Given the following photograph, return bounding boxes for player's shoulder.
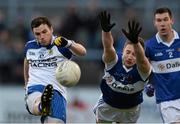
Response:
[175,32,180,42]
[25,39,37,46]
[177,32,180,37]
[146,36,156,44]
[25,39,40,49]
[145,36,158,47]
[117,52,122,57]
[116,52,123,60]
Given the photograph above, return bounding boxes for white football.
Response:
[55,60,81,87]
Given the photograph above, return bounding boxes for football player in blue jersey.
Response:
[145,7,180,123]
[24,16,86,123]
[93,11,151,123]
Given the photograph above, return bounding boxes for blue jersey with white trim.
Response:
[100,52,146,109]
[145,31,180,103]
[24,36,73,99]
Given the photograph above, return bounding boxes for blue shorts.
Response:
[27,85,67,123]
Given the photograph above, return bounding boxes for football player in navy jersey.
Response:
[24,16,86,123]
[93,11,151,123]
[145,7,180,123]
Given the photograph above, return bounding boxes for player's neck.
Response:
[159,31,174,43]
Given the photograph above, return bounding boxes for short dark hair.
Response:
[31,16,52,30]
[124,37,145,49]
[154,7,172,18]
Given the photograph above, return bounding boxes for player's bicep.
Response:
[138,63,152,81]
[137,56,151,73]
[102,47,116,62]
[102,48,118,70]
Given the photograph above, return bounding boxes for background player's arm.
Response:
[24,58,29,89]
[122,20,151,75]
[133,39,151,74]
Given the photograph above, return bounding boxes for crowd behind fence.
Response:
[0,0,179,84]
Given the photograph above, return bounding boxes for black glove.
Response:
[98,11,116,32]
[122,20,142,44]
[145,84,155,97]
[54,36,73,48]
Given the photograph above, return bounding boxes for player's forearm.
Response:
[102,31,116,63]
[133,43,150,73]
[133,43,145,62]
[69,42,86,56]
[102,31,114,49]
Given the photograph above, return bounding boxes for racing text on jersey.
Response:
[29,57,57,68]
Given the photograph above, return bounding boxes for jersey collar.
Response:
[156,30,179,47]
[123,64,133,72]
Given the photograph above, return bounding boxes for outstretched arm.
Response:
[99,11,116,64]
[102,31,116,63]
[54,36,86,56]
[122,20,151,75]
[133,38,150,74]
[69,41,86,56]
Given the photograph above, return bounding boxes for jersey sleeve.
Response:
[145,41,150,58]
[58,47,73,59]
[104,52,122,71]
[24,42,28,58]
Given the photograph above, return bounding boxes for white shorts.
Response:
[93,95,141,123]
[26,92,42,114]
[158,98,180,123]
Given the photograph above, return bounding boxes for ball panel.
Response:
[55,60,81,87]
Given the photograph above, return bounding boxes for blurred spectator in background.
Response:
[82,0,99,48]
[0,10,26,84]
[0,10,6,30]
[116,7,138,52]
[11,38,25,83]
[58,4,82,40]
[59,1,100,49]
[0,27,14,83]
[12,16,30,42]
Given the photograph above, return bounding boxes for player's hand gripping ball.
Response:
[55,60,81,87]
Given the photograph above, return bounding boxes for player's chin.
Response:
[40,42,49,46]
[124,62,134,68]
[159,31,168,36]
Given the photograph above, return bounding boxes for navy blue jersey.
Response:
[100,53,147,109]
[145,31,180,103]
